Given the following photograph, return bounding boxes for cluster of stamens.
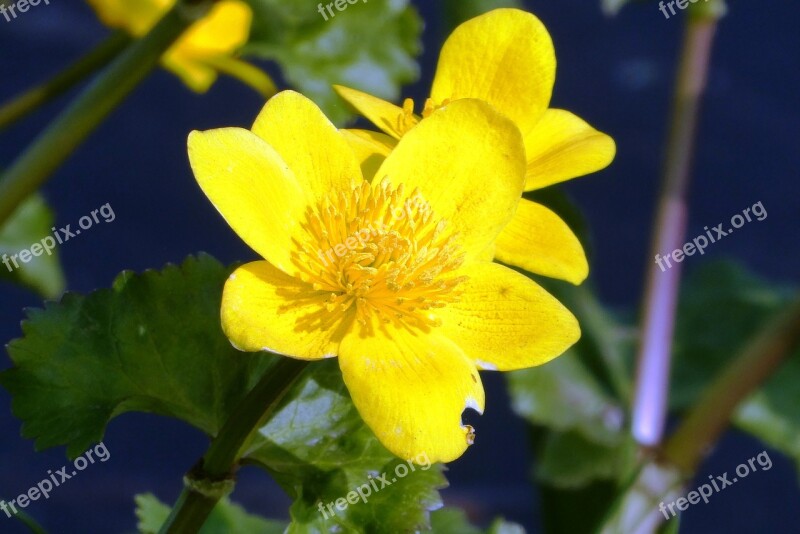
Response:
[396,97,451,136]
[290,179,466,332]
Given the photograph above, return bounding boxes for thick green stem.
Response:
[159,358,310,534]
[0,32,130,132]
[630,12,720,448]
[0,0,215,227]
[663,297,800,473]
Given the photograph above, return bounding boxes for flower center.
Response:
[291,179,466,331]
[396,97,451,136]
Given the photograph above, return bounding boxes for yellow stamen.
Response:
[291,179,467,332]
[395,97,452,135]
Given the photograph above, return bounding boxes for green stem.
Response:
[0,32,131,132]
[158,358,310,534]
[0,0,215,228]
[630,10,720,448]
[663,297,800,473]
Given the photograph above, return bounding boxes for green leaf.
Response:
[243,359,447,533]
[508,352,625,448]
[429,507,526,534]
[0,254,274,458]
[670,261,800,474]
[487,517,527,534]
[430,508,483,534]
[535,430,636,489]
[245,0,422,124]
[135,493,286,534]
[0,195,65,298]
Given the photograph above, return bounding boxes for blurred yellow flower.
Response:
[87,0,274,94]
[335,8,616,285]
[188,91,580,463]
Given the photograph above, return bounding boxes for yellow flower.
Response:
[334,8,616,285]
[86,0,274,95]
[188,91,580,463]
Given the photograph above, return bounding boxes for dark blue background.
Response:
[1,0,798,532]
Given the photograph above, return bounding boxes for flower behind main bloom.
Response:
[335,8,616,286]
[187,90,581,463]
[86,0,271,94]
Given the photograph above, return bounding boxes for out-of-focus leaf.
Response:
[536,430,636,488]
[488,517,527,534]
[429,508,526,534]
[507,278,635,492]
[736,381,800,475]
[245,0,422,124]
[0,195,65,298]
[135,494,286,534]
[670,261,790,407]
[670,261,800,474]
[430,508,483,534]
[601,0,635,16]
[0,254,274,458]
[509,353,625,447]
[244,359,447,534]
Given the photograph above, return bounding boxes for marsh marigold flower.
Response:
[335,8,616,285]
[188,91,580,463]
[87,0,274,94]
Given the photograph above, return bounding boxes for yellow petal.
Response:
[161,52,219,93]
[333,85,409,139]
[340,129,396,181]
[374,99,526,260]
[494,199,589,284]
[161,0,253,93]
[524,109,616,190]
[438,262,580,371]
[86,0,167,36]
[221,261,347,358]
[339,323,484,463]
[187,127,306,273]
[252,91,362,206]
[195,55,277,97]
[431,8,555,136]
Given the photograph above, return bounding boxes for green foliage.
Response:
[1,254,451,531]
[244,358,447,533]
[508,279,636,490]
[670,262,800,474]
[0,195,65,298]
[0,254,275,458]
[135,494,286,533]
[430,508,526,533]
[509,259,799,531]
[245,0,422,124]
[536,430,636,489]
